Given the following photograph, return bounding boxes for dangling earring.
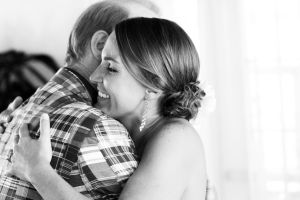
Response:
[139,90,150,132]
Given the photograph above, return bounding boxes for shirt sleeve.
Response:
[77,115,138,199]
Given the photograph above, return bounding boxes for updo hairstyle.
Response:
[115,17,206,120]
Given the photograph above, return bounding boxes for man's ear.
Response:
[90,30,108,60]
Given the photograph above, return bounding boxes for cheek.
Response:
[109,80,144,113]
[113,86,140,109]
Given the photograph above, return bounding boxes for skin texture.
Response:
[10,31,207,200]
[90,32,152,140]
[91,33,146,119]
[119,118,207,200]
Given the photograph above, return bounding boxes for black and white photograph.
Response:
[0,0,299,200]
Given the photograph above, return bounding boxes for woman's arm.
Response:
[27,163,90,200]
[10,114,89,200]
[119,120,207,200]
[0,96,23,155]
[11,116,206,200]
[0,96,23,127]
[0,96,23,134]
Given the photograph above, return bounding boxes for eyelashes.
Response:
[107,64,118,73]
[100,61,118,73]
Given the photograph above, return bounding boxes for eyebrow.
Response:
[103,56,118,63]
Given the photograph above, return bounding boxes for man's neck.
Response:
[67,62,93,82]
[65,61,98,104]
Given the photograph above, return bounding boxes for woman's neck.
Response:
[118,112,161,147]
[118,115,143,145]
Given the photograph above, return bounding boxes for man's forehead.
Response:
[125,2,159,18]
[103,33,118,57]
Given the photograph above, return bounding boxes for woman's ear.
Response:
[90,30,108,60]
[145,89,162,100]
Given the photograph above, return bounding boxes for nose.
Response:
[90,65,103,84]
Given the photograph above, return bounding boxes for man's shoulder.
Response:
[24,82,75,110]
[49,102,128,139]
[29,68,93,108]
[58,102,101,115]
[49,102,105,131]
[52,102,114,123]
[52,102,138,183]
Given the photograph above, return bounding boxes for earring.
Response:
[139,90,150,132]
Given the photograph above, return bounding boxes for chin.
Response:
[94,102,102,109]
[97,106,113,117]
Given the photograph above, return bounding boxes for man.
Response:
[0,1,158,199]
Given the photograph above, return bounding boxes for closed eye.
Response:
[107,63,118,73]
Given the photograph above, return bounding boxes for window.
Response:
[242,0,300,199]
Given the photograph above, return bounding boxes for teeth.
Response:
[98,91,110,99]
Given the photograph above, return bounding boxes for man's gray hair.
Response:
[66,0,160,64]
[112,0,161,16]
[66,1,128,63]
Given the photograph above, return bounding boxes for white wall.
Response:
[0,0,100,65]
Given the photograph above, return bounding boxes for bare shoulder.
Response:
[119,118,207,200]
[150,118,203,146]
[144,118,205,160]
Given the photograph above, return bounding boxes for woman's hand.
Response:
[0,96,23,154]
[8,113,52,182]
[0,96,23,133]
[7,114,90,200]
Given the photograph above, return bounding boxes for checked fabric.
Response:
[0,67,138,200]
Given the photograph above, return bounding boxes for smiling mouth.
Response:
[97,90,110,99]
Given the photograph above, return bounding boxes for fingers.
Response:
[0,96,23,125]
[14,134,20,144]
[12,144,21,155]
[0,141,5,154]
[7,149,14,163]
[6,147,20,177]
[28,117,40,139]
[10,114,48,143]
[39,114,50,143]
[8,96,23,110]
[0,110,12,125]
[19,124,30,139]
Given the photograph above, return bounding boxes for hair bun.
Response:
[160,81,206,120]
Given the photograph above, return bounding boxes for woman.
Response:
[11,17,207,199]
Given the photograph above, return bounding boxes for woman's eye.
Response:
[107,64,118,73]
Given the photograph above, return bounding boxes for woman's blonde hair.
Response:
[115,18,206,120]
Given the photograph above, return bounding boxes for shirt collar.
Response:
[64,67,97,104]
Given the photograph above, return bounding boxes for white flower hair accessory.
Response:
[199,81,216,114]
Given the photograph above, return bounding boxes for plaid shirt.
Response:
[0,67,138,200]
